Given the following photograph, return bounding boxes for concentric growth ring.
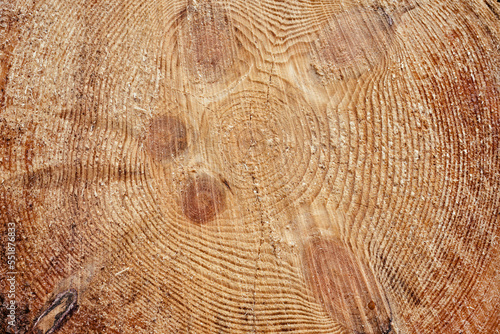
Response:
[203,86,330,215]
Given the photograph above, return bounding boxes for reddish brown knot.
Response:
[181,175,227,224]
[146,115,188,161]
[181,1,235,82]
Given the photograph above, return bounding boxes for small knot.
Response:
[146,115,188,161]
[182,175,227,224]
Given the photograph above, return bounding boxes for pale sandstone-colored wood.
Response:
[1,0,499,333]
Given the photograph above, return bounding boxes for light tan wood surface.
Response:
[1,0,499,333]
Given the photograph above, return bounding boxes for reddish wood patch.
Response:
[303,238,392,333]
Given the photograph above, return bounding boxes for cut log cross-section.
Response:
[1,0,499,333]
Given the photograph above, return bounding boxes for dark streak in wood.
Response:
[485,0,500,20]
[377,252,422,307]
[31,289,78,334]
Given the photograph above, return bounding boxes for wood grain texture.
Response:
[0,0,499,333]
